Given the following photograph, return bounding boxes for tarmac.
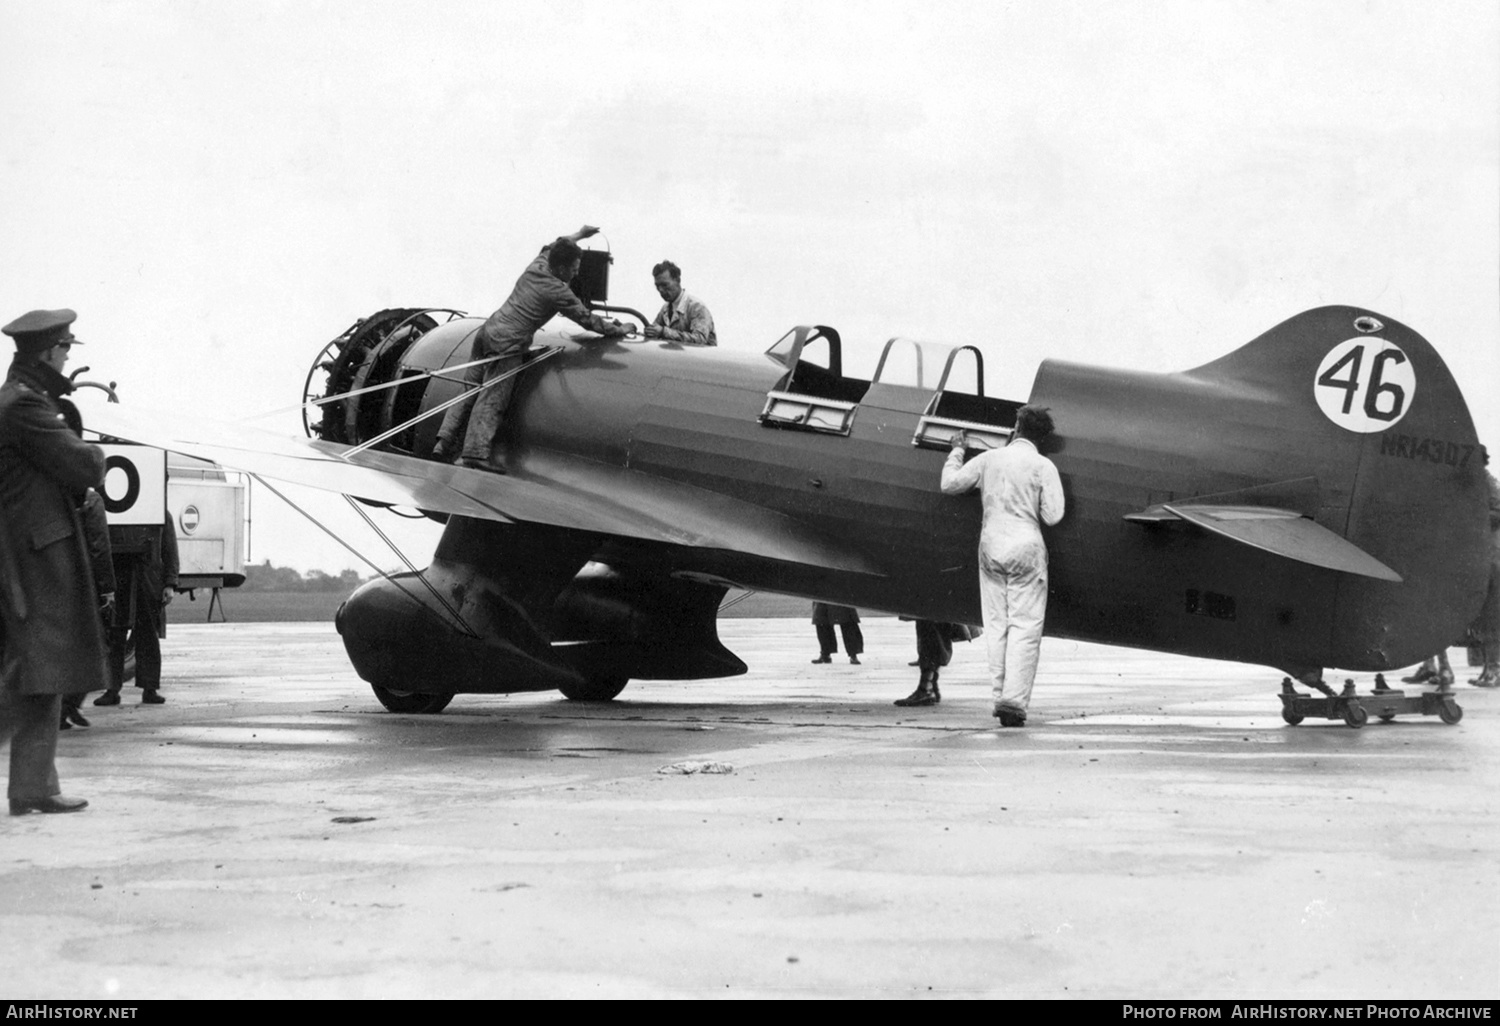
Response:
[2,618,1496,1000]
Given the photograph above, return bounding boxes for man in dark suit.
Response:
[94,508,179,705]
[0,308,109,814]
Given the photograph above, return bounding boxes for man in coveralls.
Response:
[0,308,109,814]
[941,407,1065,727]
[432,225,628,471]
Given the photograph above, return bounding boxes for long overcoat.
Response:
[0,360,110,695]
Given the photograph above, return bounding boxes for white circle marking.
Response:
[1313,337,1415,433]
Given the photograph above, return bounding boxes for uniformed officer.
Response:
[0,308,110,814]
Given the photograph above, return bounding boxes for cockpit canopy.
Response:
[761,326,1020,450]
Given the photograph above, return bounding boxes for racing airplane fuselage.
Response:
[279,303,1489,706]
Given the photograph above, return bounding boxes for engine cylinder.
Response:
[302,308,480,458]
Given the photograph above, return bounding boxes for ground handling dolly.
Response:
[1278,675,1463,729]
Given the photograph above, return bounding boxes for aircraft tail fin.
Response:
[1189,306,1489,666]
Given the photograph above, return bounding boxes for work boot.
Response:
[849,655,861,665]
[459,456,506,475]
[92,690,120,707]
[894,669,940,707]
[811,653,832,664]
[141,688,165,705]
[993,705,1027,728]
[1401,666,1436,684]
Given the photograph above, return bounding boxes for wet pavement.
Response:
[2,619,1496,999]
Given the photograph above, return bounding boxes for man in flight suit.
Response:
[432,225,628,471]
[0,308,109,814]
[941,407,1065,727]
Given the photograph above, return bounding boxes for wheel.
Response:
[1281,707,1304,726]
[370,684,454,714]
[1342,703,1368,728]
[558,674,629,702]
[1437,701,1463,725]
[1378,713,1396,723]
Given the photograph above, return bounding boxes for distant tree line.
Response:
[241,561,368,593]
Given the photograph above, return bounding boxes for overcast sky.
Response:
[3,0,1496,573]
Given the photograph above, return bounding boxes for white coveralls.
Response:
[941,437,1064,715]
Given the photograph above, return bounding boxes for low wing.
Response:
[1124,501,1402,582]
[83,401,879,576]
[85,402,514,522]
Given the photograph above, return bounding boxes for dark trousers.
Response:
[108,582,164,691]
[815,622,864,657]
[0,690,61,800]
[914,620,954,670]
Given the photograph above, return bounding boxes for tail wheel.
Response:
[558,674,629,702]
[371,684,454,714]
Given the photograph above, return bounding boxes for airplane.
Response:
[84,291,1491,729]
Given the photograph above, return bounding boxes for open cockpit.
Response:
[759,325,1022,450]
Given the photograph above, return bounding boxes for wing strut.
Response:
[248,473,480,638]
[339,346,562,459]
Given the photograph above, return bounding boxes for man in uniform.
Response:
[54,391,116,728]
[432,225,629,471]
[0,308,109,814]
[643,261,716,346]
[940,407,1065,727]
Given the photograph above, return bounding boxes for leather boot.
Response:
[894,668,940,707]
[1471,642,1499,687]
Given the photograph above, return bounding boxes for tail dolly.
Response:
[1278,672,1463,729]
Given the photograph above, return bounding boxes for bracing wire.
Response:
[719,589,756,612]
[247,473,479,638]
[247,348,505,423]
[339,494,479,638]
[338,347,561,459]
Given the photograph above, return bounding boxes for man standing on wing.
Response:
[433,225,629,471]
[940,407,1065,727]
